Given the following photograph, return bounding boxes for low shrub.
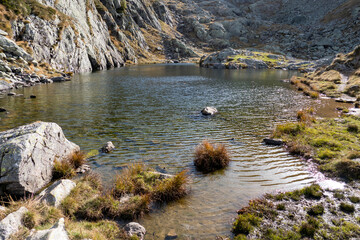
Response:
[194,140,230,173]
[307,204,324,216]
[233,213,261,235]
[303,184,323,199]
[347,124,359,133]
[340,202,355,213]
[334,160,360,180]
[349,196,360,203]
[276,203,286,211]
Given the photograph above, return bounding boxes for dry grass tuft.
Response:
[152,170,189,202]
[52,159,76,180]
[194,140,230,173]
[52,151,87,180]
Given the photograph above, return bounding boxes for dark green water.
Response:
[0,64,342,239]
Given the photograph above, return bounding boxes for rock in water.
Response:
[201,107,218,115]
[0,122,80,195]
[39,179,76,207]
[100,141,115,153]
[0,207,28,240]
[263,138,283,146]
[26,218,69,240]
[124,222,146,240]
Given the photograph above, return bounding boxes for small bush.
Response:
[194,140,230,173]
[308,204,324,216]
[318,149,337,160]
[276,203,286,211]
[303,184,323,199]
[334,192,345,200]
[347,124,359,133]
[233,213,261,235]
[349,196,360,203]
[300,222,316,238]
[334,160,360,180]
[340,202,355,213]
[275,123,304,136]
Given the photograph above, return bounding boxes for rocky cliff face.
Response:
[0,0,359,80]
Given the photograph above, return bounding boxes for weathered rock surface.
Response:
[0,122,79,195]
[39,179,76,207]
[26,218,69,240]
[100,141,115,153]
[0,207,28,240]
[201,107,218,116]
[124,222,146,240]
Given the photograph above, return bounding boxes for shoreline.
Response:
[231,109,360,239]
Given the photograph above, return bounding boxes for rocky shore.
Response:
[199,48,332,72]
[0,122,189,240]
[231,108,360,239]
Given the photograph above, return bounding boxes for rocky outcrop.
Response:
[26,218,69,240]
[0,122,79,195]
[200,48,331,71]
[298,45,360,99]
[39,179,76,207]
[0,207,28,240]
[124,222,146,240]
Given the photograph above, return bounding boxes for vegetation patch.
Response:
[0,0,57,21]
[62,164,189,222]
[194,140,230,173]
[52,151,87,180]
[339,202,355,213]
[272,110,360,181]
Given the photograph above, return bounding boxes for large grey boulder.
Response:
[26,218,69,240]
[0,207,28,240]
[0,122,80,195]
[124,222,146,240]
[0,36,33,62]
[39,179,76,207]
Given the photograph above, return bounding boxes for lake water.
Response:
[0,64,349,239]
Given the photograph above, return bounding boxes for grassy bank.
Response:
[272,110,360,181]
[0,164,189,240]
[231,110,360,239]
[232,183,360,240]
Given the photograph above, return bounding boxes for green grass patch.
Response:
[273,114,360,180]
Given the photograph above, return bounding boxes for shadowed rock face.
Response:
[0,122,79,195]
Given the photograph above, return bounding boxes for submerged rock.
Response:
[0,122,80,195]
[39,179,76,207]
[26,218,69,240]
[124,222,146,240]
[201,107,218,116]
[0,207,28,240]
[263,138,283,146]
